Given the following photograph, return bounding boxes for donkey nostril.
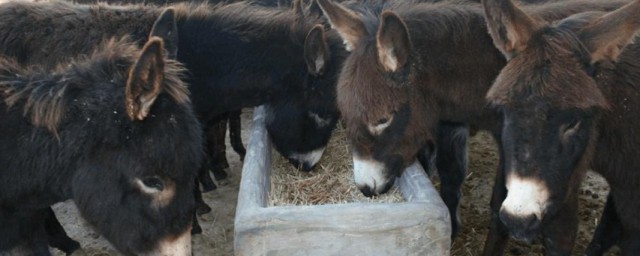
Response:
[288,158,302,169]
[359,185,375,197]
[499,209,543,242]
[301,162,315,172]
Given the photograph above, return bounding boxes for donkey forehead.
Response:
[487,38,606,111]
[337,45,409,121]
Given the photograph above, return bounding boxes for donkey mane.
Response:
[524,0,630,21]
[346,0,482,42]
[161,0,323,48]
[341,0,628,113]
[0,37,188,134]
[351,0,628,60]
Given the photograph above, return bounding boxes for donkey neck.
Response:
[0,1,160,68]
[590,42,640,186]
[399,0,628,131]
[174,3,310,119]
[395,3,505,130]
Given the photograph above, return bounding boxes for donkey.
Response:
[0,0,345,205]
[316,0,629,248]
[75,0,292,184]
[483,0,640,254]
[0,34,201,255]
[34,11,195,255]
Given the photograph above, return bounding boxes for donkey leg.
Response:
[44,207,80,255]
[434,122,469,239]
[194,179,212,216]
[208,117,229,180]
[192,182,207,235]
[586,193,621,256]
[191,211,203,235]
[416,141,437,178]
[198,164,217,192]
[615,186,640,256]
[541,194,579,256]
[482,143,509,256]
[1,209,52,256]
[619,226,640,256]
[228,109,246,161]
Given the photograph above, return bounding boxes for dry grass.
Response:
[269,123,405,206]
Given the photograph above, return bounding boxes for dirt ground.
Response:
[52,110,618,256]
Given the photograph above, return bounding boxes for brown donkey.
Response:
[483,0,640,254]
[316,0,630,252]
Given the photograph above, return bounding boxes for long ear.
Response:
[126,37,165,121]
[307,0,322,18]
[149,8,178,59]
[292,0,306,33]
[377,11,411,72]
[578,0,640,63]
[483,0,540,58]
[316,0,367,51]
[305,25,330,76]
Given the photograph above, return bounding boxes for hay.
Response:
[269,123,405,206]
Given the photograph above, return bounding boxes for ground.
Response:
[52,110,618,256]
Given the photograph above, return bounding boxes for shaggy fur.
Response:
[0,2,350,236]
[0,37,202,255]
[318,0,630,252]
[485,0,640,253]
[0,0,344,170]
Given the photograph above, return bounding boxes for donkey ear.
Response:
[292,0,306,32]
[483,0,540,58]
[305,25,330,76]
[126,37,165,121]
[376,11,411,72]
[578,0,640,63]
[307,0,323,17]
[149,8,178,59]
[316,0,367,51]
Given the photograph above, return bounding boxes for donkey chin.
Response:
[499,208,544,243]
[353,156,396,197]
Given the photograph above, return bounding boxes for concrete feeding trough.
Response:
[234,106,451,255]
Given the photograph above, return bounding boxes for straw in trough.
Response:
[269,122,405,206]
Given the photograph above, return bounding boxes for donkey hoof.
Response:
[191,224,203,235]
[200,178,217,192]
[62,240,81,255]
[196,202,212,215]
[211,168,228,180]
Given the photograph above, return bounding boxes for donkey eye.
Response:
[368,116,394,135]
[139,176,165,192]
[561,120,581,138]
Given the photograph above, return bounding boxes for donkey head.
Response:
[267,3,344,171]
[317,0,432,196]
[483,0,640,241]
[73,10,200,255]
